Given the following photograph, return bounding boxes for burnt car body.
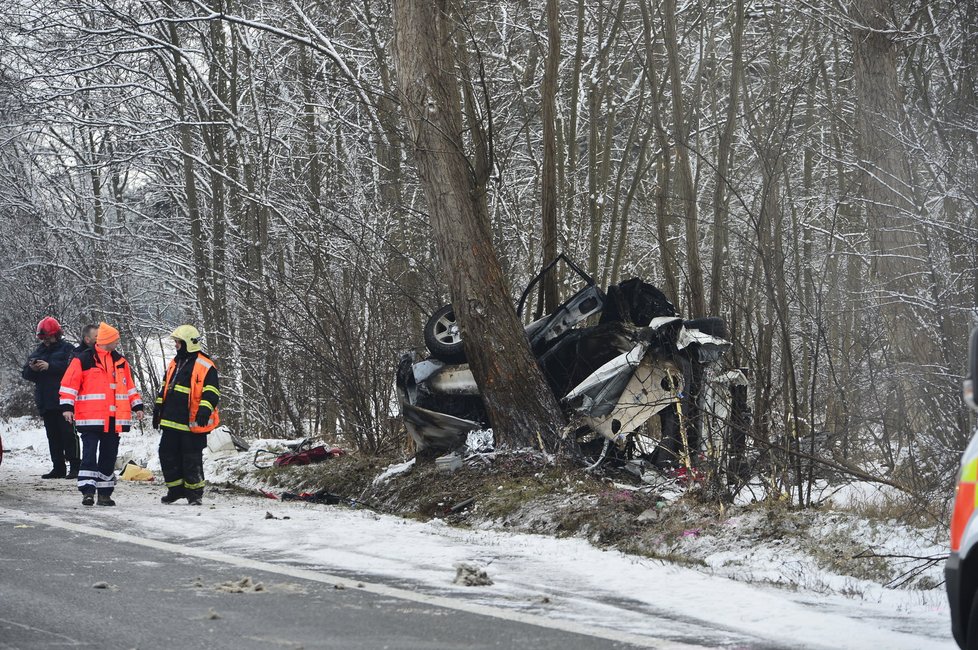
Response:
[396,255,742,462]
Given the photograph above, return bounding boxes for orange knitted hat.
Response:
[96,322,120,345]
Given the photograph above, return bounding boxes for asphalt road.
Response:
[0,507,671,650]
[0,430,957,650]
[0,445,800,650]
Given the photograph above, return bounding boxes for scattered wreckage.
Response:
[396,255,748,471]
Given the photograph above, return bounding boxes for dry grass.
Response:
[238,448,945,593]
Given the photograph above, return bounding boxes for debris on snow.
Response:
[453,563,493,586]
[637,508,660,523]
[447,497,476,514]
[435,453,462,473]
[465,429,494,453]
[92,581,111,590]
[372,458,415,485]
[207,429,249,453]
[217,577,265,593]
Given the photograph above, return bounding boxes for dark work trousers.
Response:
[159,426,208,498]
[41,410,79,470]
[78,428,120,497]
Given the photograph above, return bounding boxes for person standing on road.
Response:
[154,325,220,506]
[22,317,80,479]
[60,322,144,506]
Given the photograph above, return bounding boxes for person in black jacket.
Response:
[22,317,80,478]
[73,323,98,358]
[154,325,221,506]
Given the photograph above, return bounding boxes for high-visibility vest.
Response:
[60,347,142,433]
[161,353,220,434]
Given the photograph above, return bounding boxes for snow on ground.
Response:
[0,417,958,649]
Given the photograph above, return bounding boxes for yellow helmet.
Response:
[170,324,202,353]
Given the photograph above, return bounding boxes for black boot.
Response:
[186,489,203,506]
[161,487,185,504]
[97,494,116,507]
[42,467,66,479]
[81,494,94,506]
[66,461,80,479]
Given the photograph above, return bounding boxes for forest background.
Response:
[0,0,975,515]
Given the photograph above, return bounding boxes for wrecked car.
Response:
[396,255,746,468]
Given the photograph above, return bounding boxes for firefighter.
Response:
[22,317,80,479]
[154,325,220,506]
[60,322,144,506]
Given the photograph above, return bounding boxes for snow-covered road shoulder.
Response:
[0,417,956,650]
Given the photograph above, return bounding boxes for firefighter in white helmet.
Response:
[153,325,220,505]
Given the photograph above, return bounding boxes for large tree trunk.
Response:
[393,0,567,451]
[850,0,939,441]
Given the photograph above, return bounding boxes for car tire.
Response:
[424,304,467,363]
[967,589,978,650]
[684,316,729,340]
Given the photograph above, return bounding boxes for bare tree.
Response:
[849,0,941,446]
[392,0,567,450]
[539,0,560,313]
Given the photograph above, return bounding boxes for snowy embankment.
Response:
[0,417,957,650]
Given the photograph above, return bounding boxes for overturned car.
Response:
[396,256,747,467]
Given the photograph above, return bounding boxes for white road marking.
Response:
[4,508,702,649]
[0,616,84,645]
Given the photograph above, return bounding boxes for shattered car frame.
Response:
[396,254,744,464]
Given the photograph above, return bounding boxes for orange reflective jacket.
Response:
[161,353,220,434]
[60,347,142,434]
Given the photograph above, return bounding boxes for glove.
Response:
[152,410,161,430]
[195,408,211,428]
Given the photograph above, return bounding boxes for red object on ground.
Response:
[669,465,704,486]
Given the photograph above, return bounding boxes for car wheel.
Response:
[967,590,978,650]
[424,304,467,363]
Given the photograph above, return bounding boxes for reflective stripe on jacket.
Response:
[59,346,143,434]
[158,353,220,434]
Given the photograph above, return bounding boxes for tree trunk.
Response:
[393,0,567,450]
[639,2,679,305]
[708,0,744,315]
[204,5,232,370]
[850,0,938,438]
[662,0,706,318]
[540,0,560,313]
[164,6,211,330]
